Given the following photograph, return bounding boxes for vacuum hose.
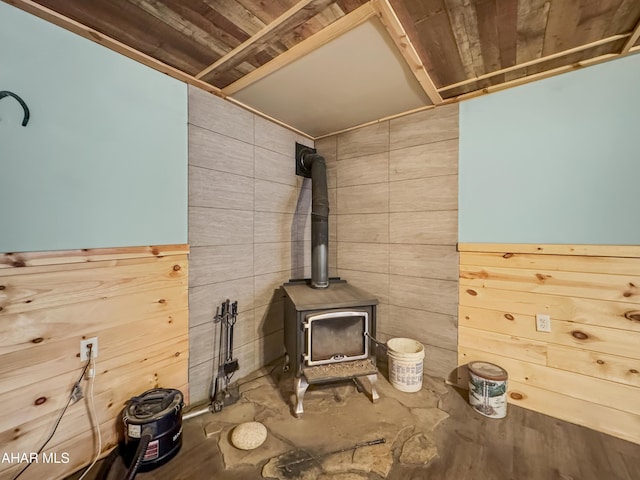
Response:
[124,429,153,480]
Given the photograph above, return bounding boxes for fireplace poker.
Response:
[279,438,386,473]
[226,301,238,365]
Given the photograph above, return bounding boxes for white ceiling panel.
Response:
[231,17,431,138]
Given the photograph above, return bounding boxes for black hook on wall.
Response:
[0,90,30,126]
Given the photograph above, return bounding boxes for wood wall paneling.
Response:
[457,243,640,445]
[0,245,189,480]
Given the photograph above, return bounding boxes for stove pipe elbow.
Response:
[300,151,329,288]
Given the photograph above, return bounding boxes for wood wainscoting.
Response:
[457,243,640,445]
[0,245,189,480]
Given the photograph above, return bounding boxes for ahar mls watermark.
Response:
[1,452,70,464]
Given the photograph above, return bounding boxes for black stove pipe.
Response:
[299,149,330,288]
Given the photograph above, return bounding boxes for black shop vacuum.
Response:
[95,388,184,480]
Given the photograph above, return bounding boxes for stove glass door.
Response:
[305,311,369,366]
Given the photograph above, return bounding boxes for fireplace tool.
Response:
[277,438,386,475]
[181,299,241,421]
[212,299,240,412]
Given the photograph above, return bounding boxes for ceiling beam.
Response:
[370,0,443,105]
[622,19,640,54]
[222,2,376,95]
[195,0,317,80]
[439,33,631,93]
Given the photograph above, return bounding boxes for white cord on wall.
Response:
[78,354,102,480]
[13,346,94,480]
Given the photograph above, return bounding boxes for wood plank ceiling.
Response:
[8,0,640,137]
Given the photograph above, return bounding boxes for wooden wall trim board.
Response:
[457,243,640,445]
[0,244,189,269]
[0,245,189,480]
[438,33,631,93]
[371,0,443,104]
[452,52,620,102]
[221,2,376,95]
[622,19,640,54]
[195,0,317,79]
[458,242,640,257]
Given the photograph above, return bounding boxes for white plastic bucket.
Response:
[387,338,425,392]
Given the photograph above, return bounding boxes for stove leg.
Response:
[294,376,309,417]
[367,374,380,403]
[353,374,380,403]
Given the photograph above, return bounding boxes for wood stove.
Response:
[283,278,379,416]
[283,143,380,416]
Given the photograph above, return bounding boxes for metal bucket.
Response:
[467,361,508,419]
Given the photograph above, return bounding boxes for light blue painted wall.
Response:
[459,54,640,245]
[0,3,188,252]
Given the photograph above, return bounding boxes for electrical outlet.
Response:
[80,337,98,361]
[535,314,551,332]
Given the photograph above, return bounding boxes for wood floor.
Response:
[393,386,640,480]
[69,375,640,480]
